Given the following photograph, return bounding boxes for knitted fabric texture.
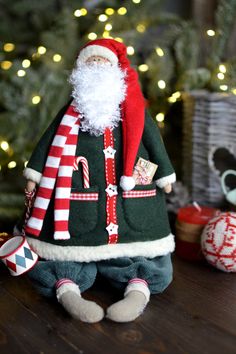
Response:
[25,104,80,240]
[28,255,173,298]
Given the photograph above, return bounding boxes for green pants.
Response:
[28,254,173,298]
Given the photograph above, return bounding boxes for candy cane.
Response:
[74,156,90,188]
[22,188,36,235]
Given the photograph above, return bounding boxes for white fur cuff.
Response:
[23,168,42,184]
[56,283,81,301]
[124,282,150,304]
[77,45,118,65]
[156,173,176,189]
[120,176,136,191]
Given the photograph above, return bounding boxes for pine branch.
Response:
[209,0,236,67]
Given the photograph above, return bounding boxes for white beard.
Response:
[69,62,127,136]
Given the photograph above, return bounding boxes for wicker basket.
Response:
[182,90,236,207]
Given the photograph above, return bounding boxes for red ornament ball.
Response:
[201,212,236,272]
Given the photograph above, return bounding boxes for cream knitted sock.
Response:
[56,279,104,323]
[106,278,150,322]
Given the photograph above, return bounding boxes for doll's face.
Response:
[85,55,111,65]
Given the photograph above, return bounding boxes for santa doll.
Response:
[20,39,176,323]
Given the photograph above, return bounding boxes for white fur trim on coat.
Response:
[27,234,175,263]
[77,45,118,65]
[156,173,176,189]
[23,167,42,184]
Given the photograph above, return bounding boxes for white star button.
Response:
[103,146,116,159]
[105,184,118,197]
[106,222,119,236]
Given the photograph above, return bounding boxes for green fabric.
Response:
[28,254,173,297]
[28,261,97,297]
[25,104,175,247]
[97,253,173,294]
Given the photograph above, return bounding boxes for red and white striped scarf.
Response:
[25,104,80,240]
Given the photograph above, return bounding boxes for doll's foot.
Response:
[106,290,148,322]
[59,291,104,323]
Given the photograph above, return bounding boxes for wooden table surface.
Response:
[0,255,235,354]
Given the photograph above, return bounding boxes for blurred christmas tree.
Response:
[0,0,236,226]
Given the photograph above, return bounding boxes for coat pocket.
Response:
[122,182,157,232]
[69,186,99,235]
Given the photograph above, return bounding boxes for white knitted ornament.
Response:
[201,212,236,272]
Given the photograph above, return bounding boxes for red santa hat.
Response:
[77,39,146,191]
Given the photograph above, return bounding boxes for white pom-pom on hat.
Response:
[120,176,136,191]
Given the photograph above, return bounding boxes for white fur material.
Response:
[27,234,175,263]
[124,283,150,303]
[77,45,118,65]
[120,176,136,191]
[56,283,81,301]
[69,62,126,136]
[23,168,42,184]
[156,173,176,189]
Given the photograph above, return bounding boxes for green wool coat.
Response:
[24,102,175,262]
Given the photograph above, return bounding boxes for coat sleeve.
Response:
[23,103,70,184]
[142,110,176,188]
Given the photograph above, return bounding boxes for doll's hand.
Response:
[164,183,172,193]
[26,180,36,192]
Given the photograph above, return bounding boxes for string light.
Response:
[38,46,47,55]
[206,29,215,36]
[3,43,15,52]
[127,46,135,55]
[168,97,177,103]
[53,54,62,62]
[231,88,236,95]
[117,7,127,15]
[133,0,141,3]
[105,8,115,15]
[0,141,9,151]
[172,91,181,99]
[155,47,164,57]
[8,161,16,169]
[103,31,111,38]
[115,37,123,43]
[17,70,26,77]
[168,91,181,103]
[22,59,31,68]
[98,14,108,22]
[74,8,87,17]
[220,85,228,91]
[219,64,226,73]
[32,53,41,60]
[157,80,166,89]
[136,24,146,33]
[138,64,149,72]
[105,23,112,31]
[217,72,224,80]
[74,9,81,17]
[88,33,97,40]
[1,61,12,70]
[156,113,165,122]
[32,96,41,104]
